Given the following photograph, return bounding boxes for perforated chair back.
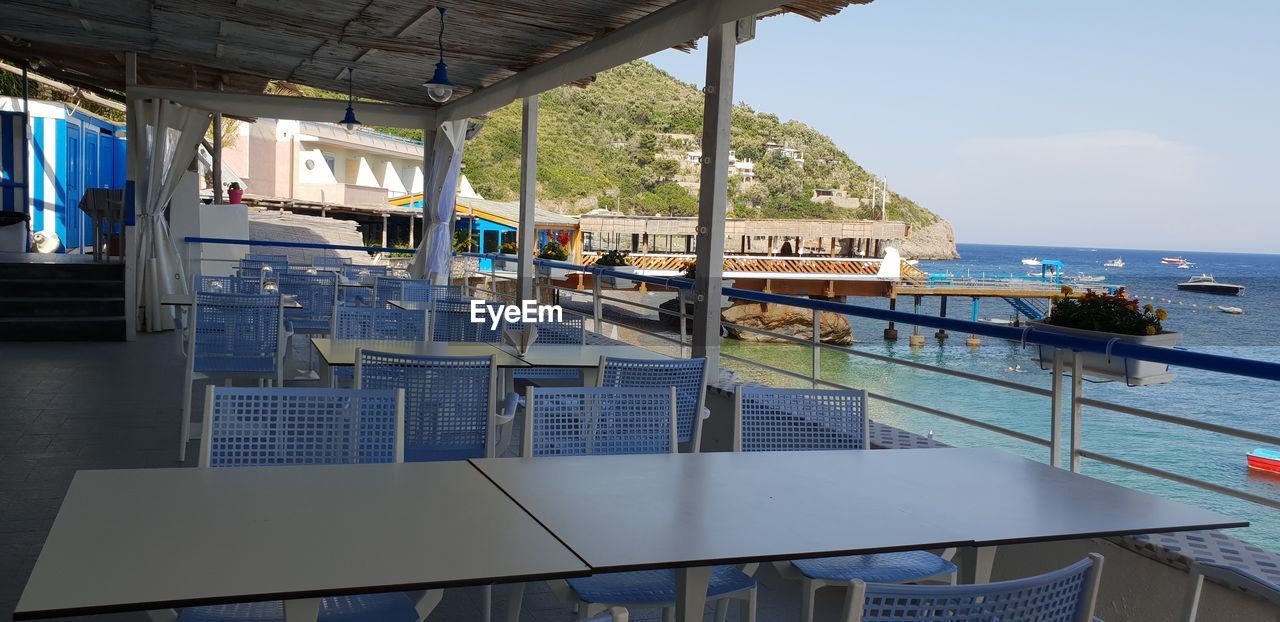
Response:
[200,387,404,467]
[509,314,585,344]
[344,264,390,280]
[190,293,283,375]
[313,256,352,269]
[597,357,707,448]
[400,283,461,306]
[196,275,261,294]
[433,297,502,342]
[524,387,677,458]
[278,271,338,332]
[373,276,409,307]
[733,387,869,453]
[333,307,427,341]
[356,350,497,461]
[849,554,1103,622]
[238,259,284,283]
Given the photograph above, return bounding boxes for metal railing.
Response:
[454,252,1280,518]
[181,238,1280,522]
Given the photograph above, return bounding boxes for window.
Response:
[584,232,596,252]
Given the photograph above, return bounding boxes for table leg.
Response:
[283,598,320,621]
[674,565,711,622]
[506,583,526,622]
[958,546,997,584]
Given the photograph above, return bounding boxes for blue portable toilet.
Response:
[0,99,126,253]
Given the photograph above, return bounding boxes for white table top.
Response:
[471,448,1245,572]
[310,338,528,368]
[14,463,588,620]
[494,343,672,368]
[161,293,302,309]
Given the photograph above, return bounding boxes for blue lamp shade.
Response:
[339,104,361,132]
[423,61,454,103]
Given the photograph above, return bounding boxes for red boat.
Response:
[1246,449,1280,473]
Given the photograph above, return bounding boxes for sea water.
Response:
[721,243,1280,551]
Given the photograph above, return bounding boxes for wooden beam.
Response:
[127,85,436,128]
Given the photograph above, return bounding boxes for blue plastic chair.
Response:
[848,554,1103,622]
[356,350,518,461]
[518,386,756,622]
[400,283,461,306]
[196,275,261,294]
[343,264,390,280]
[734,386,957,622]
[432,297,502,342]
[179,293,284,462]
[177,387,430,622]
[596,357,709,451]
[334,307,426,341]
[246,253,289,264]
[313,255,352,270]
[239,259,286,283]
[373,276,409,307]
[511,315,586,384]
[278,271,338,333]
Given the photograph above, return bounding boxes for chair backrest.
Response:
[850,554,1103,622]
[278,271,338,328]
[373,276,408,307]
[313,256,352,269]
[246,253,289,264]
[344,264,390,280]
[508,314,585,344]
[432,296,502,342]
[190,293,282,375]
[200,386,404,467]
[333,306,427,340]
[733,387,868,453]
[399,282,461,306]
[196,275,260,294]
[356,350,497,461]
[597,357,707,449]
[524,387,677,458]
[238,259,284,283]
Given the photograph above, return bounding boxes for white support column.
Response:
[516,96,538,302]
[123,52,139,341]
[212,79,223,205]
[691,23,736,380]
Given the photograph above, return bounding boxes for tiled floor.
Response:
[0,334,851,621]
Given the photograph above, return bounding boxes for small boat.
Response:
[1177,262,1191,269]
[1103,257,1124,268]
[1069,275,1106,283]
[1247,448,1280,474]
[1218,306,1244,315]
[1162,256,1188,264]
[1021,257,1041,266]
[979,317,1015,325]
[1177,275,1245,295]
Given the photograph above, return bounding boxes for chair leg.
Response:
[662,607,675,622]
[178,375,194,463]
[744,587,757,622]
[800,578,817,622]
[483,584,492,622]
[714,598,729,622]
[839,581,861,622]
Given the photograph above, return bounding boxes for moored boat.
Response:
[1162,256,1188,264]
[1177,275,1245,296]
[1218,306,1244,315]
[1021,257,1041,266]
[1247,448,1280,473]
[1104,257,1124,268]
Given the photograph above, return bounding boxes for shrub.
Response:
[537,241,569,261]
[596,249,631,267]
[1046,287,1168,336]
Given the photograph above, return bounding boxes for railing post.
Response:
[1070,354,1084,473]
[812,308,821,388]
[592,272,603,337]
[1050,348,1065,468]
[679,289,689,359]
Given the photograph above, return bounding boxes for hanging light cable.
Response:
[338,67,361,133]
[422,7,455,103]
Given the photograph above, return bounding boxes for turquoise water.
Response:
[720,243,1280,551]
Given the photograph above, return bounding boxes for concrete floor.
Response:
[0,333,857,622]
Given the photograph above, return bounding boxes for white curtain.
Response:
[410,119,468,282]
[131,99,212,331]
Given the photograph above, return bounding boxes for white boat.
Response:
[1177,262,1191,269]
[1162,256,1188,264]
[1219,306,1244,315]
[1070,275,1106,283]
[1178,275,1245,296]
[1021,257,1041,266]
[979,317,1016,325]
[1104,257,1124,268]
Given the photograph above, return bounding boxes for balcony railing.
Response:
[457,253,1280,534]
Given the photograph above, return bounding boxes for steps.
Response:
[1001,296,1046,320]
[0,258,126,341]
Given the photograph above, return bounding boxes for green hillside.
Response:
[461,60,940,227]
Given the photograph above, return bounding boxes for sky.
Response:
[645,0,1280,254]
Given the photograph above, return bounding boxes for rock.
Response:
[901,219,960,260]
[721,302,852,346]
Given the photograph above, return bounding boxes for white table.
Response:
[162,293,302,309]
[472,448,1246,622]
[14,462,589,620]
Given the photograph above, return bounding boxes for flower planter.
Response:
[1029,320,1181,385]
[537,264,568,280]
[600,265,635,289]
[227,188,244,204]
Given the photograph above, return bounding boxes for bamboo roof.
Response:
[0,0,867,111]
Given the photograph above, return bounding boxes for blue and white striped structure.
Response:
[0,100,126,252]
